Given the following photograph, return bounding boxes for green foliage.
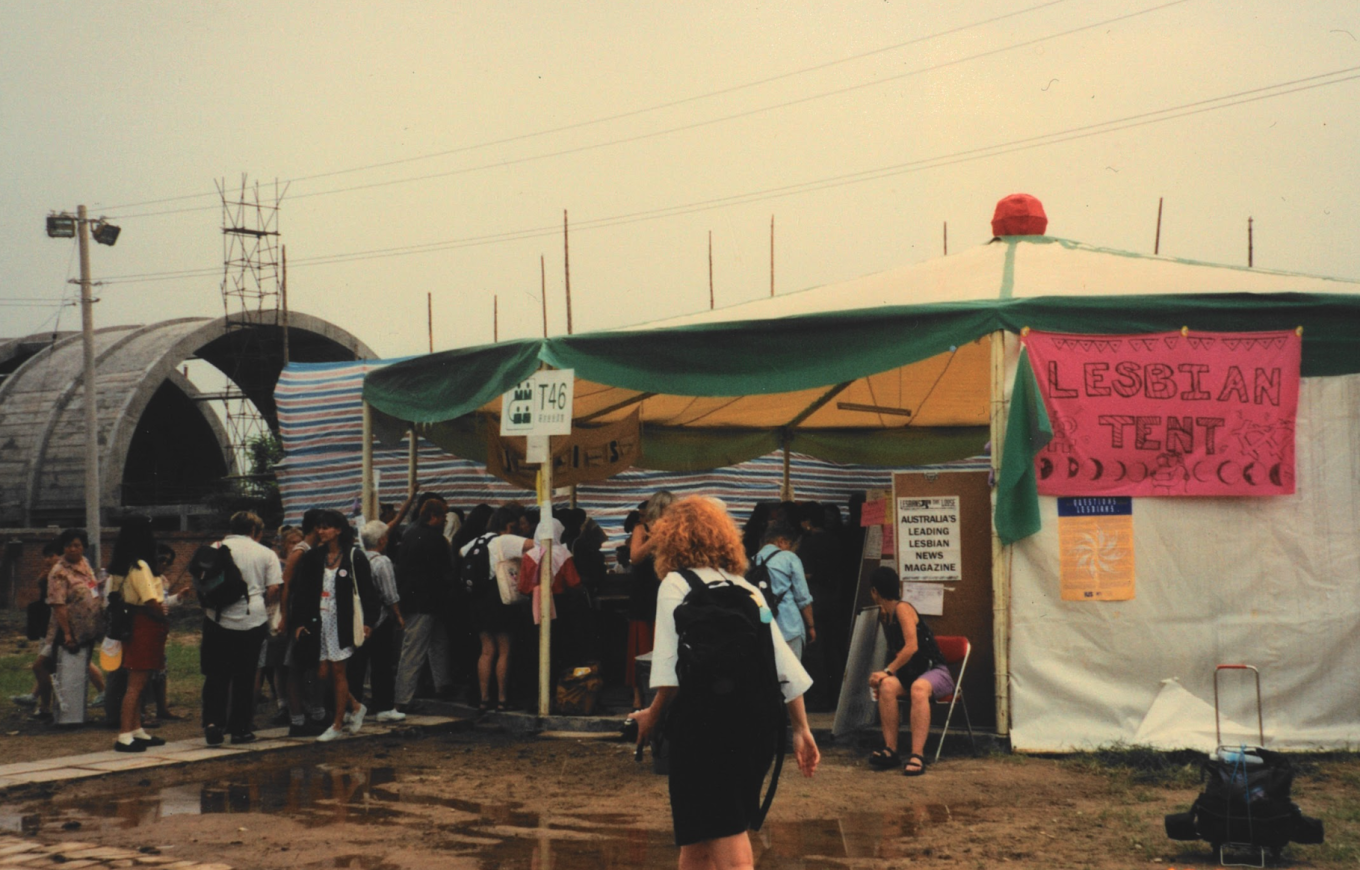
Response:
[204,431,284,528]
[1061,742,1204,789]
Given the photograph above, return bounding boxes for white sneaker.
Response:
[375,709,406,723]
[347,704,367,733]
[316,725,343,743]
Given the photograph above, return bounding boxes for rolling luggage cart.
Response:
[1164,665,1323,866]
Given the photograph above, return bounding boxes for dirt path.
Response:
[4,728,1355,869]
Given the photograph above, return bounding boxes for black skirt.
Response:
[473,590,518,635]
[665,695,777,847]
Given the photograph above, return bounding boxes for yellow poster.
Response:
[1058,497,1134,601]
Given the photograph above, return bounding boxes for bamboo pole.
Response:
[769,215,775,297]
[708,230,714,309]
[280,244,290,365]
[427,293,433,353]
[781,432,793,500]
[361,401,376,522]
[540,255,548,337]
[564,210,573,334]
[407,428,418,497]
[1154,197,1163,255]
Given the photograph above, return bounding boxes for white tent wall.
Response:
[1007,366,1360,751]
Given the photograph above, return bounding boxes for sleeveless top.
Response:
[882,601,944,683]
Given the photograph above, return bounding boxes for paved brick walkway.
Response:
[0,835,233,868]
[0,715,460,791]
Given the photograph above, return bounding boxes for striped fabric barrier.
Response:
[275,361,985,545]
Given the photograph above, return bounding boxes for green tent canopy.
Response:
[363,235,1360,472]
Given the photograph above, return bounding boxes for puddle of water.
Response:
[3,762,973,869]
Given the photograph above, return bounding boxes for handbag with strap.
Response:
[349,547,366,648]
[495,558,525,606]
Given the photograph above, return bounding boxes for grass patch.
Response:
[1061,742,1204,789]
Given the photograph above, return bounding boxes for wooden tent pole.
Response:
[361,401,376,522]
[407,429,418,498]
[781,431,793,501]
[537,451,554,717]
[988,329,1012,737]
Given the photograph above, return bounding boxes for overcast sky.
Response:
[4,1,1359,359]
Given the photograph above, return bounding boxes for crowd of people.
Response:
[11,490,873,751]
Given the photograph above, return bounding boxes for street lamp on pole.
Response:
[45,206,120,569]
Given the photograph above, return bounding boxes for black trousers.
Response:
[200,618,266,735]
[346,618,399,713]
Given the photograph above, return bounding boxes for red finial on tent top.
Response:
[991,193,1047,236]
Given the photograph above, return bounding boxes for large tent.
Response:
[364,221,1360,751]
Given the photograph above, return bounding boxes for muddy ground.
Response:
[2,725,1356,870]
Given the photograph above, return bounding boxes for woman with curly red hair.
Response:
[629,496,819,870]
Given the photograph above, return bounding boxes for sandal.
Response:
[477,700,490,715]
[495,701,510,712]
[868,748,901,770]
[903,753,927,777]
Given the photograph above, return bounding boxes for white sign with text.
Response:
[500,369,574,437]
[897,495,962,583]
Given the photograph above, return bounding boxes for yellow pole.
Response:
[537,453,554,717]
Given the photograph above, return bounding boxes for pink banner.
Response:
[1025,330,1300,497]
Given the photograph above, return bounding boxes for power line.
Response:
[95,0,1074,214]
[96,64,1360,287]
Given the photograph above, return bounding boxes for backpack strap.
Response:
[753,710,787,829]
[675,567,708,595]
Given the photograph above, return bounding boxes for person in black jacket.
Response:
[289,510,380,742]
[393,497,456,713]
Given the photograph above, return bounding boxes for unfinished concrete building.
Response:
[0,312,373,529]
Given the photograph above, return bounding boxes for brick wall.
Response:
[1,528,226,608]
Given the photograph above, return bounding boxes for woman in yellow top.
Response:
[107,515,170,753]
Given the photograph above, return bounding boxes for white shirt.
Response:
[212,534,284,630]
[649,566,813,703]
[460,533,531,580]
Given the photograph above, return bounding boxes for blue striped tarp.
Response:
[274,361,986,545]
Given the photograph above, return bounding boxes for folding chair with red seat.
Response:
[930,635,976,762]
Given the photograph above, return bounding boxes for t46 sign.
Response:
[1025,330,1300,497]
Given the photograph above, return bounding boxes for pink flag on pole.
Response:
[1024,330,1300,497]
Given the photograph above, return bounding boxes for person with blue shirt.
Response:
[752,522,815,659]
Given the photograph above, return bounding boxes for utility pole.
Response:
[77,205,100,567]
[46,204,120,565]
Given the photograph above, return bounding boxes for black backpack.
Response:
[188,543,248,618]
[672,568,787,830]
[460,533,496,598]
[744,552,786,616]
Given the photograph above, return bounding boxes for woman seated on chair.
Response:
[865,567,954,777]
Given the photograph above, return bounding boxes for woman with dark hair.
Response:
[106,515,169,752]
[45,528,104,724]
[629,496,819,870]
[449,503,494,556]
[866,566,951,776]
[290,511,380,742]
[461,505,533,711]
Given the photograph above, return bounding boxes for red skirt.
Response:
[123,610,169,671]
[624,619,654,689]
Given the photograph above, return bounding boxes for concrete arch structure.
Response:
[0,311,373,526]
